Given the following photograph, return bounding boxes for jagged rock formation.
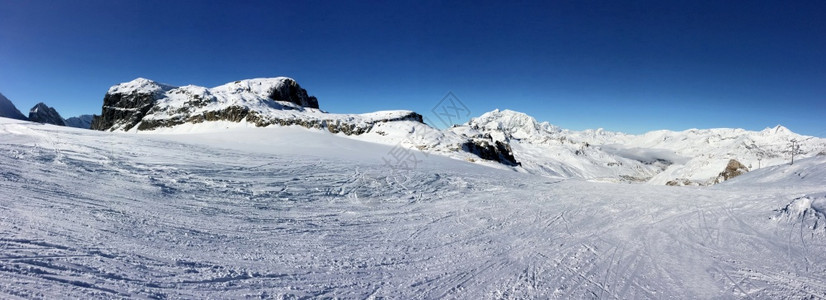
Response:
[461,139,519,166]
[28,103,65,126]
[91,78,174,131]
[0,92,27,120]
[64,114,95,129]
[263,78,318,109]
[714,159,749,184]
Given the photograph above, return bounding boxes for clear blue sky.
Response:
[1,0,824,136]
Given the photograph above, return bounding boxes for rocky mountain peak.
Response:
[28,102,65,126]
[0,92,28,120]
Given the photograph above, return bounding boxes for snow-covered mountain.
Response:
[64,114,94,129]
[449,109,826,185]
[28,102,65,126]
[90,77,518,166]
[86,78,824,185]
[91,77,324,132]
[0,92,27,120]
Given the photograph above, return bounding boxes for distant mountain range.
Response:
[0,93,92,129]
[3,77,824,185]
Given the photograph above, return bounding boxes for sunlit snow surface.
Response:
[1,117,825,299]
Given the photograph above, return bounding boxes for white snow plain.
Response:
[1,117,825,298]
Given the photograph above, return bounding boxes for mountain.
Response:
[64,114,94,129]
[449,109,826,185]
[90,77,518,165]
[90,77,412,132]
[87,78,823,185]
[28,102,65,126]
[0,92,27,120]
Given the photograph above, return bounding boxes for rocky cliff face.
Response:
[462,139,519,166]
[90,78,173,131]
[0,92,28,120]
[28,103,65,126]
[261,78,318,109]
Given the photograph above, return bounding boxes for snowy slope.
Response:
[0,92,27,120]
[454,109,826,185]
[2,116,826,298]
[720,155,826,190]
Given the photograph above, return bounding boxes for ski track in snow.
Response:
[1,120,825,299]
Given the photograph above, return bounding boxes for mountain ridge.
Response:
[452,108,826,185]
[76,77,826,186]
[0,92,28,120]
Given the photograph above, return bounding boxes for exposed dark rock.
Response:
[28,102,65,126]
[267,78,319,109]
[666,178,700,186]
[0,92,28,120]
[714,159,749,184]
[462,139,520,166]
[91,87,165,131]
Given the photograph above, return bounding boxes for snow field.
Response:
[1,118,825,298]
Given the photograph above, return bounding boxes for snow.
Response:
[107,77,175,95]
[2,116,826,298]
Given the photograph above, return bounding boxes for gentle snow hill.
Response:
[2,116,826,298]
[0,92,27,120]
[453,109,826,185]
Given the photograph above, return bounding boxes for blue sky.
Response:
[1,0,824,136]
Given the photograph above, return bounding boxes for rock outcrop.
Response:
[91,78,173,131]
[262,78,318,109]
[462,139,520,166]
[28,102,65,126]
[714,159,749,184]
[0,92,27,120]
